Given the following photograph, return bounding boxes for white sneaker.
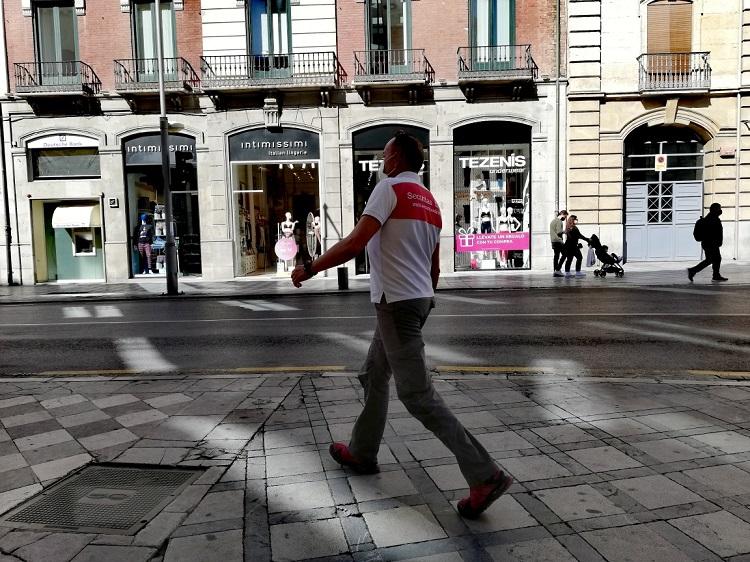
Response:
[576,272,586,278]
[553,270,564,277]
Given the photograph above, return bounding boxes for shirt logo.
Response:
[390,182,442,228]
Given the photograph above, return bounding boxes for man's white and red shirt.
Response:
[361,171,442,303]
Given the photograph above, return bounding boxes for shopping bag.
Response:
[586,246,596,267]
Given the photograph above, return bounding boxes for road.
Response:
[0,285,749,377]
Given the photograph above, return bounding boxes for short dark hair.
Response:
[559,209,568,216]
[710,202,722,213]
[391,130,424,172]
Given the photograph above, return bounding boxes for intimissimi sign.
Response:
[228,128,320,161]
[123,134,196,166]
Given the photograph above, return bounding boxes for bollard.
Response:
[337,266,349,290]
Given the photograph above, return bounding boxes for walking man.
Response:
[291,131,512,519]
[550,209,568,277]
[688,202,727,282]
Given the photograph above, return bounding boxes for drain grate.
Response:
[0,464,202,535]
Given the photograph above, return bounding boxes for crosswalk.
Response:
[62,305,124,318]
[219,300,299,312]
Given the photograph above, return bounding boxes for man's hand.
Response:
[291,265,312,288]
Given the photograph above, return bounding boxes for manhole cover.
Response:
[0,464,202,534]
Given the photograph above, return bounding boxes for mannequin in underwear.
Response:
[478,197,494,234]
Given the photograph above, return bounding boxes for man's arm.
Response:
[291,215,382,287]
[431,243,440,290]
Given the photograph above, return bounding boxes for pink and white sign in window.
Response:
[455,231,530,252]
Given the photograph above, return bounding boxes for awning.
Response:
[51,205,101,229]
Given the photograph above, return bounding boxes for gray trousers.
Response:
[348,297,499,486]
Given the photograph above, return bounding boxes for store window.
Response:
[34,1,79,86]
[453,122,531,271]
[228,128,321,277]
[124,133,201,277]
[72,229,95,255]
[352,125,429,274]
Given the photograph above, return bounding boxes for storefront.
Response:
[123,133,201,278]
[227,127,321,277]
[351,124,430,274]
[453,121,532,271]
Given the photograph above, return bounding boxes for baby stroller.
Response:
[588,234,625,278]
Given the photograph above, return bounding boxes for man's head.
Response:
[382,130,424,177]
[558,209,568,219]
[710,202,722,216]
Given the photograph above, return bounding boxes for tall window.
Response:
[34,1,78,83]
[132,0,176,61]
[367,0,410,52]
[471,0,514,46]
[249,0,291,56]
[647,0,692,54]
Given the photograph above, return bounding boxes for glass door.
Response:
[471,0,515,70]
[133,1,177,83]
[249,0,291,79]
[35,2,79,86]
[367,0,411,75]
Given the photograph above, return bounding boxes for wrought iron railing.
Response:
[114,57,200,91]
[353,49,435,83]
[638,52,711,91]
[457,45,538,80]
[14,61,102,94]
[200,52,343,89]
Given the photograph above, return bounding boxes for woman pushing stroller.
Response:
[563,215,589,278]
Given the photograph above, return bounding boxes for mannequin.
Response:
[495,206,520,233]
[133,213,155,274]
[274,211,299,271]
[478,197,494,234]
[313,215,322,258]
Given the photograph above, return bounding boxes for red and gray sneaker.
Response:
[329,442,379,474]
[457,470,514,519]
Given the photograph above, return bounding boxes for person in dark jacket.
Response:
[563,214,590,278]
[550,209,568,277]
[688,202,727,282]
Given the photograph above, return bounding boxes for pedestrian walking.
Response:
[550,209,568,277]
[563,214,590,278]
[291,131,513,519]
[688,202,727,282]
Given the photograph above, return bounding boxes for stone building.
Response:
[567,0,749,263]
[0,0,565,284]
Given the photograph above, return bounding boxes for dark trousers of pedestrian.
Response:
[349,297,499,486]
[690,245,722,278]
[137,242,152,274]
[564,247,582,272]
[552,242,565,271]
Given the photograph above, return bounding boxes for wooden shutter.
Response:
[647,0,692,54]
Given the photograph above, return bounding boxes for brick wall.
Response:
[412,0,468,83]
[336,0,366,83]
[3,0,203,92]
[516,0,567,78]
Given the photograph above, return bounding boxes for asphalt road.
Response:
[0,286,749,377]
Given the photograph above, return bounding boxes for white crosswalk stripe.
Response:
[94,305,123,318]
[115,337,177,372]
[219,300,299,312]
[438,294,505,305]
[63,307,91,318]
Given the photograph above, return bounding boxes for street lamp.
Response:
[155,0,179,295]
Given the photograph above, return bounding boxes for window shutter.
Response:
[647,1,692,54]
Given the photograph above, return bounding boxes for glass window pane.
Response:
[58,6,78,61]
[391,0,407,50]
[475,0,490,46]
[368,0,388,50]
[32,148,101,178]
[496,0,512,44]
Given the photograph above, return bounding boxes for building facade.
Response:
[0,0,564,285]
[567,0,749,263]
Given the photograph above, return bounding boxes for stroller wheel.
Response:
[616,271,624,278]
[600,271,607,278]
[594,270,600,277]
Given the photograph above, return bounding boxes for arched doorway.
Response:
[351,124,430,274]
[624,125,704,261]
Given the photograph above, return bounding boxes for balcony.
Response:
[457,45,538,83]
[14,61,102,96]
[200,52,343,92]
[114,57,200,94]
[638,52,711,93]
[353,49,435,86]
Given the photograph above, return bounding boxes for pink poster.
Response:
[455,231,530,252]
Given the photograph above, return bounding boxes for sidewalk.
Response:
[2,262,749,304]
[1,371,750,561]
